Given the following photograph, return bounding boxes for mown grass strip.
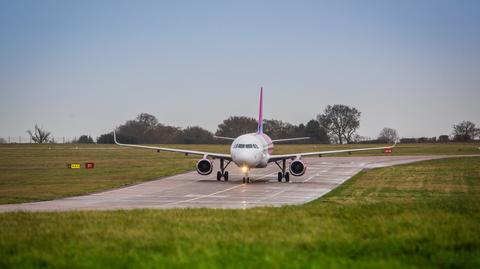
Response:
[0,157,479,268]
[0,143,478,204]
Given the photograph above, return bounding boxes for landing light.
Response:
[242,166,248,173]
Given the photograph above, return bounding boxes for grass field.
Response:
[0,143,479,204]
[0,157,479,268]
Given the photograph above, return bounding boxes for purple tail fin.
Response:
[257,87,264,134]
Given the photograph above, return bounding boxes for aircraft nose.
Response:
[233,150,259,167]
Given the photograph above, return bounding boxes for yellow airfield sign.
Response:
[67,163,81,169]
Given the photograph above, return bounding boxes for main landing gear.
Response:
[275,159,290,183]
[216,159,231,181]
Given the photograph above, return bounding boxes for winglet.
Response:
[257,87,264,134]
[113,130,119,144]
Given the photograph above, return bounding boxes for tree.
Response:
[97,133,114,144]
[215,116,257,138]
[317,105,361,144]
[377,128,399,143]
[114,113,160,144]
[76,135,95,144]
[27,125,51,144]
[263,119,295,140]
[452,121,478,141]
[0,137,6,144]
[180,126,214,144]
[145,124,182,144]
[97,132,137,144]
[304,119,330,144]
[136,113,158,128]
[438,135,450,142]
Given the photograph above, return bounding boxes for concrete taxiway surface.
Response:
[0,155,475,212]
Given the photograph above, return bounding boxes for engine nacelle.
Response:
[289,159,306,176]
[196,159,213,175]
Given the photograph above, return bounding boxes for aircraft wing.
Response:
[268,143,396,162]
[214,136,236,141]
[114,131,232,160]
[272,137,310,143]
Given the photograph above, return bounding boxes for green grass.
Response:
[0,143,478,204]
[0,157,479,268]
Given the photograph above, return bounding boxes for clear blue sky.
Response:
[1,0,479,139]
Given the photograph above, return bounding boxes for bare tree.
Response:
[378,128,399,143]
[452,121,478,141]
[317,105,361,144]
[27,125,51,144]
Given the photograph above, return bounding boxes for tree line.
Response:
[96,113,331,144]
[15,105,480,144]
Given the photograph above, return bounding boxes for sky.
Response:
[1,0,479,140]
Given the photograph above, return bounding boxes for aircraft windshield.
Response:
[234,144,259,149]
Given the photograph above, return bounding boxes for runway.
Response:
[0,155,472,212]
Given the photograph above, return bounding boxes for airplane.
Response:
[114,87,396,183]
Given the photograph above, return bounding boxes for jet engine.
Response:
[289,159,306,176]
[196,159,213,175]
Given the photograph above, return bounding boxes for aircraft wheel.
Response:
[216,171,222,181]
[247,177,250,184]
[224,171,229,181]
[243,177,246,183]
[285,172,290,182]
[278,172,283,182]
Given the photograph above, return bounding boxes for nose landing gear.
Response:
[241,166,250,184]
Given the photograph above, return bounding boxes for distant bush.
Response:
[438,135,450,142]
[74,135,95,144]
[97,132,138,144]
[400,138,416,143]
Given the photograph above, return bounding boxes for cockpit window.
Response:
[235,143,259,149]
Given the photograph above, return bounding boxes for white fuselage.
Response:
[231,133,274,168]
